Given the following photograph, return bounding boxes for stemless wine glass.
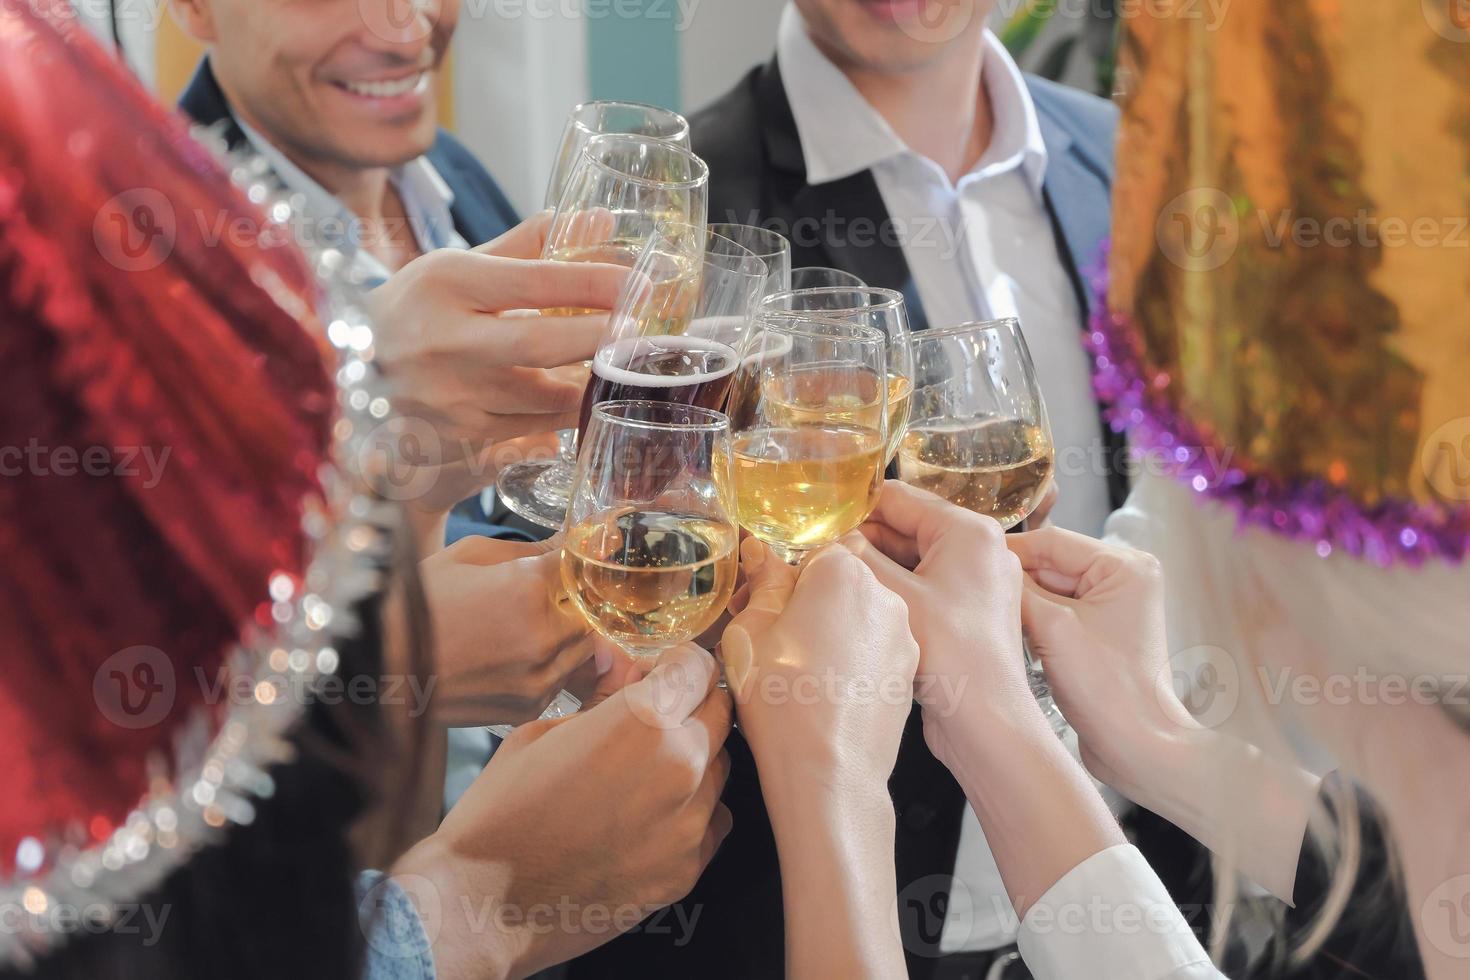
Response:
[561,401,739,661]
[760,286,916,462]
[728,315,888,565]
[544,101,691,211]
[709,223,792,297]
[896,318,1065,730]
[788,266,865,291]
[497,226,767,529]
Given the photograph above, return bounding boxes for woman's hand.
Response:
[418,534,595,727]
[1009,527,1321,903]
[720,536,918,796]
[367,214,628,518]
[852,480,1035,763]
[718,536,915,979]
[394,643,733,980]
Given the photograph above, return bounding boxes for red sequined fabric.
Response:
[0,3,335,872]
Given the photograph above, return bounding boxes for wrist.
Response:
[393,836,523,980]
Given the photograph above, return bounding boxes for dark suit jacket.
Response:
[177,58,519,249]
[562,60,1139,980]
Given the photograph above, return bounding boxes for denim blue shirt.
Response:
[357,871,436,980]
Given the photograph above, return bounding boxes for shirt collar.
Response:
[775,4,1047,197]
[233,114,461,285]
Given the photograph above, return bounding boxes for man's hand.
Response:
[419,534,594,727]
[366,213,627,515]
[394,643,734,980]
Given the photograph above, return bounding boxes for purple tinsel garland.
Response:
[1085,240,1470,568]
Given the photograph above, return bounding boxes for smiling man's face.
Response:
[176,0,459,172]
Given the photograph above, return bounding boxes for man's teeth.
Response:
[342,73,424,98]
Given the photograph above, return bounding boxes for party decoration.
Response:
[1098,0,1470,565]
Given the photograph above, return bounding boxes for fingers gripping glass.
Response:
[727,315,889,566]
[897,318,1065,731]
[496,225,767,530]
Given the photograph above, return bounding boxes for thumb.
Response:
[1019,575,1081,662]
[719,538,798,692]
[580,638,647,711]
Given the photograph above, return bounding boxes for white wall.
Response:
[677,0,786,115]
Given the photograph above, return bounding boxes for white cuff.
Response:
[1017,844,1221,980]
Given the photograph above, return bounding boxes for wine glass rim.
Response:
[641,223,769,280]
[914,317,1022,342]
[579,133,709,189]
[592,399,731,433]
[751,313,886,347]
[570,99,690,137]
[760,285,905,313]
[707,222,792,260]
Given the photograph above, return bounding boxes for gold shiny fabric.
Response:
[1109,0,1470,508]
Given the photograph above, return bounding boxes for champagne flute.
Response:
[728,315,888,565]
[561,401,739,661]
[497,226,766,530]
[495,136,716,528]
[544,101,690,211]
[896,318,1065,730]
[761,286,915,462]
[788,266,865,291]
[709,223,792,297]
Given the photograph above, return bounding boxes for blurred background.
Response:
[75,0,1115,217]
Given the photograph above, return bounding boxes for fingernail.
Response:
[594,641,613,676]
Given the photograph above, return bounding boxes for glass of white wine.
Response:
[544,101,690,211]
[728,315,889,565]
[561,400,739,661]
[760,286,915,463]
[896,318,1064,729]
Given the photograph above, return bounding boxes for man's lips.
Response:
[856,0,929,22]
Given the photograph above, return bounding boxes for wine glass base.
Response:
[495,459,573,530]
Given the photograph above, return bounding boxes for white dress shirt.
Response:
[1018,845,1226,980]
[777,4,1118,956]
[237,116,490,811]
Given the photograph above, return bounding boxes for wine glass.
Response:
[544,101,690,211]
[788,266,865,291]
[760,286,915,462]
[709,223,792,297]
[561,400,739,661]
[497,226,767,530]
[896,318,1065,730]
[727,314,889,565]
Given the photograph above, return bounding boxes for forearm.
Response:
[1125,725,1320,903]
[764,770,906,979]
[942,709,1125,916]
